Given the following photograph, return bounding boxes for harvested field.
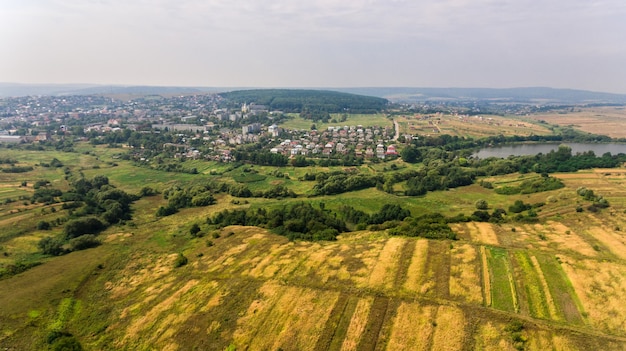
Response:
[397,113,551,138]
[340,297,374,351]
[431,305,466,351]
[586,226,626,260]
[449,244,483,304]
[561,257,626,334]
[467,222,499,246]
[473,321,516,351]
[385,302,435,351]
[402,239,429,293]
[421,240,451,298]
[527,107,626,138]
[234,284,339,350]
[356,296,389,351]
[545,221,598,257]
[367,237,405,291]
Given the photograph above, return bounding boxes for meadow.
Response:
[2,143,626,349]
[526,106,626,138]
[394,113,552,139]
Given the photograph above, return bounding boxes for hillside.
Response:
[219,89,389,114]
[336,87,626,104]
[2,143,626,349]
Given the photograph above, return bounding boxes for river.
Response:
[473,143,626,159]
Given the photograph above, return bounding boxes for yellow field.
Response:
[341,297,374,351]
[6,158,626,350]
[449,244,483,304]
[396,113,552,138]
[403,239,429,293]
[386,302,435,351]
[431,306,466,350]
[526,106,626,138]
[367,237,405,290]
[467,222,499,246]
[561,257,626,334]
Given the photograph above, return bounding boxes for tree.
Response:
[400,145,421,163]
[475,199,489,210]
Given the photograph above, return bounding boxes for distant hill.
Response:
[2,83,626,105]
[0,83,224,97]
[334,87,626,104]
[219,89,389,113]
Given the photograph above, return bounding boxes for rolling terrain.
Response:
[1,142,626,350]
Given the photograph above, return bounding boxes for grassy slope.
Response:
[2,144,626,349]
[279,113,392,130]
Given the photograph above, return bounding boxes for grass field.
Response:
[279,113,392,130]
[487,247,518,312]
[4,142,626,349]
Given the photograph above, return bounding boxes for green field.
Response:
[487,247,518,312]
[2,142,626,349]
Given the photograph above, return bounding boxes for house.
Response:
[268,124,281,137]
[386,144,398,156]
[376,144,386,159]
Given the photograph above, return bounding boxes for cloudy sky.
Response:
[2,0,626,93]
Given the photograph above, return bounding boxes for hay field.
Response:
[396,113,551,138]
[4,145,626,349]
[5,221,626,350]
[526,106,626,138]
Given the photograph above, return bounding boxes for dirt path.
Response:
[392,119,400,141]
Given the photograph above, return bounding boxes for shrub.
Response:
[64,217,105,239]
[156,205,178,217]
[37,221,51,230]
[190,223,202,237]
[475,199,488,210]
[69,234,101,251]
[38,236,65,256]
[174,253,188,267]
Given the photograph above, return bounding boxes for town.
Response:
[0,93,403,165]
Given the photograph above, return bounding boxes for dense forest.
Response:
[219,89,389,114]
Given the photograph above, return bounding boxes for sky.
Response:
[2,0,626,93]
